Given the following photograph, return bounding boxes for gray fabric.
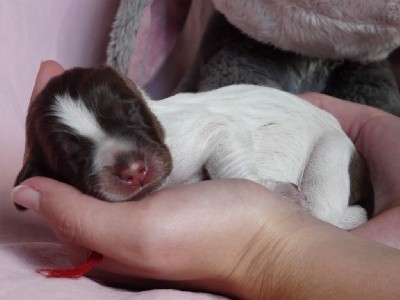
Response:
[177,13,400,116]
[106,1,400,116]
[106,0,149,74]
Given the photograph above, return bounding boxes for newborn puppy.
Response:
[15,67,373,230]
[15,67,172,203]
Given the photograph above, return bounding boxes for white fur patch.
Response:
[93,138,137,171]
[52,93,139,171]
[53,94,105,142]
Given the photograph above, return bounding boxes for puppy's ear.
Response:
[14,160,41,210]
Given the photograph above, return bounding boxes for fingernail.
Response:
[11,185,40,212]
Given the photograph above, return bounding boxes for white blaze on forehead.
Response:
[52,93,139,173]
[53,94,105,141]
[51,93,142,202]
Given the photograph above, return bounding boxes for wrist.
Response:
[226,205,320,299]
[236,213,400,299]
[226,203,400,299]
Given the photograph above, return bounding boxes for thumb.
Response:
[30,60,64,102]
[10,177,145,262]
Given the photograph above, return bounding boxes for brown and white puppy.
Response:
[15,66,373,230]
[15,67,172,203]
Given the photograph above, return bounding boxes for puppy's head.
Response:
[15,67,172,207]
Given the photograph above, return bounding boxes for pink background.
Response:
[0,2,225,299]
[0,0,119,234]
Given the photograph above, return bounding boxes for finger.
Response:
[10,177,149,268]
[30,60,64,102]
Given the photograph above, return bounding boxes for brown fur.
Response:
[15,66,172,207]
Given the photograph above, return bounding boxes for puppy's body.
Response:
[16,67,373,230]
[151,85,371,229]
[157,86,341,185]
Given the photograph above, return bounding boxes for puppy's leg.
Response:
[204,123,261,182]
[204,123,306,203]
[300,132,367,230]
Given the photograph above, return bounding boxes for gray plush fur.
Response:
[107,0,149,74]
[176,13,400,116]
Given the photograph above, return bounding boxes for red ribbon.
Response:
[36,251,103,279]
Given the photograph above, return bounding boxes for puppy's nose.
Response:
[118,160,147,185]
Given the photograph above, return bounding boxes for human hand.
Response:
[301,93,400,248]
[12,178,400,300]
[14,174,323,297]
